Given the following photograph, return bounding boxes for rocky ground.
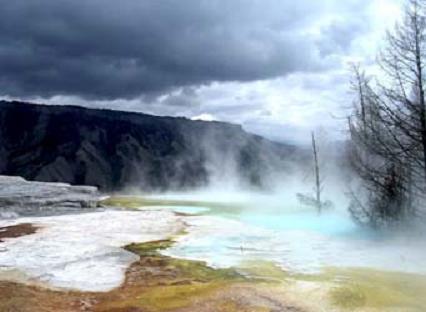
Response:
[0,176,307,312]
[1,177,424,312]
[0,238,305,312]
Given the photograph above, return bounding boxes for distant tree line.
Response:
[348,0,426,228]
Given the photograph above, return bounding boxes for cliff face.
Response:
[0,101,296,191]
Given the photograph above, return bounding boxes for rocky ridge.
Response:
[0,101,297,191]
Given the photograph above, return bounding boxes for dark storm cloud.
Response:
[0,0,369,99]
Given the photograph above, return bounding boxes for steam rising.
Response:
[137,135,426,276]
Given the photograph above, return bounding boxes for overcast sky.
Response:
[0,0,403,144]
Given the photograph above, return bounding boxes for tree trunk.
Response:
[312,132,321,213]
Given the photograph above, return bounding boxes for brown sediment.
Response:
[241,261,426,312]
[0,223,39,242]
[173,212,194,217]
[0,239,305,312]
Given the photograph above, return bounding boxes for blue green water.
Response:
[157,199,426,275]
[238,211,358,236]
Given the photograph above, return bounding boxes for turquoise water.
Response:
[238,211,359,236]
[159,199,426,275]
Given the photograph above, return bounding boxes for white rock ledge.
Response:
[0,175,100,217]
[0,210,183,292]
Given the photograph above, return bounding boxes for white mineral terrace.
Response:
[0,210,183,292]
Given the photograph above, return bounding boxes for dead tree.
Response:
[348,0,426,226]
[312,132,322,213]
[297,131,333,213]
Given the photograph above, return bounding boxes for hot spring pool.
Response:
[160,203,426,275]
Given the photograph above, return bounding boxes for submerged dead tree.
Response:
[312,131,322,213]
[348,0,426,227]
[297,131,333,213]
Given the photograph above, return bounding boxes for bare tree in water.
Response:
[297,131,333,213]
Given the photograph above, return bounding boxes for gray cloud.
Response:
[318,19,370,56]
[0,0,370,100]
